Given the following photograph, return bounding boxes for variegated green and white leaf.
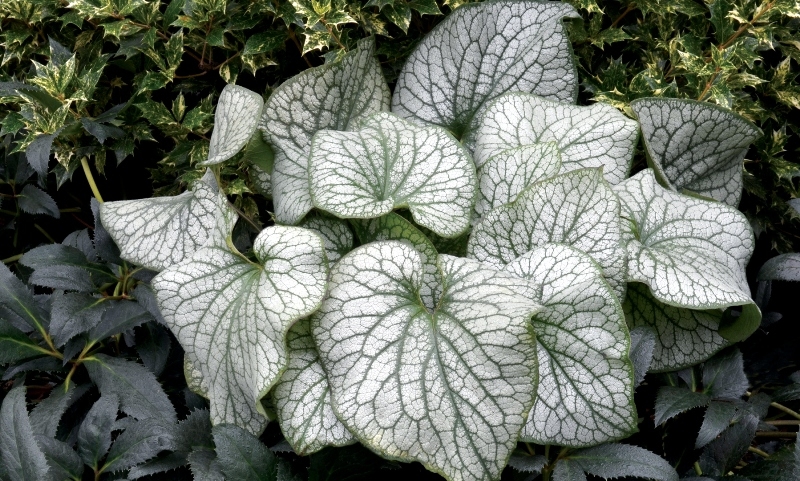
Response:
[623,283,729,372]
[272,318,355,455]
[391,0,579,139]
[614,169,759,343]
[100,170,237,271]
[259,38,390,224]
[631,98,762,206]
[475,142,561,217]
[313,241,541,481]
[298,216,354,263]
[309,112,476,238]
[506,244,636,446]
[152,226,328,434]
[202,84,264,166]
[473,93,638,184]
[351,212,443,309]
[468,169,626,299]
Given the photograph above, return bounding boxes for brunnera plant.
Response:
[85,1,762,479]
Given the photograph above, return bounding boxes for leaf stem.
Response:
[80,156,104,203]
[33,223,56,243]
[610,4,636,29]
[748,446,770,458]
[767,420,800,425]
[2,253,23,264]
[770,401,800,421]
[755,431,797,438]
[693,461,703,475]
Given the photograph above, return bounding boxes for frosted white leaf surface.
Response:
[475,142,561,217]
[473,93,638,184]
[203,84,264,166]
[631,98,762,206]
[392,0,578,139]
[309,112,476,238]
[506,244,636,446]
[313,241,541,481]
[623,283,729,372]
[152,226,328,434]
[468,169,626,299]
[615,169,754,310]
[100,170,237,271]
[298,216,354,263]
[273,318,355,455]
[260,39,390,224]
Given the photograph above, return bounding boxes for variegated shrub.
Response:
[100,2,762,480]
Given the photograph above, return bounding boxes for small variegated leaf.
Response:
[259,38,390,224]
[506,244,636,447]
[297,216,354,263]
[309,112,476,238]
[202,84,264,166]
[468,168,626,299]
[631,98,762,206]
[100,170,237,271]
[473,93,638,184]
[152,226,328,434]
[272,318,355,455]
[475,142,561,217]
[392,0,579,139]
[615,169,760,344]
[313,241,541,481]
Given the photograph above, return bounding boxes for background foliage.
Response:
[1,0,799,479]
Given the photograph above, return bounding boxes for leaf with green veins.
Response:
[475,142,561,217]
[758,253,800,281]
[297,216,354,263]
[313,241,541,481]
[654,386,710,425]
[505,244,636,447]
[259,38,390,225]
[696,400,738,449]
[624,283,731,371]
[100,169,238,272]
[631,98,762,206]
[473,93,638,184]
[77,395,119,467]
[309,112,476,238]
[468,168,626,299]
[392,0,579,139]
[201,84,264,166]
[0,322,44,364]
[212,424,278,481]
[702,348,748,400]
[0,387,50,481]
[614,169,760,343]
[272,318,355,455]
[555,443,678,481]
[152,226,328,434]
[84,354,177,424]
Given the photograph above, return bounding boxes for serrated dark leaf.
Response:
[655,386,711,425]
[18,184,59,218]
[84,354,176,424]
[508,452,547,475]
[62,229,97,261]
[758,254,800,282]
[103,418,175,473]
[773,384,800,402]
[213,424,277,481]
[135,322,171,376]
[0,387,51,481]
[80,118,125,145]
[698,414,758,476]
[90,198,121,264]
[127,452,187,478]
[561,443,678,481]
[552,459,587,481]
[739,440,800,481]
[174,408,213,455]
[50,292,109,347]
[130,284,166,325]
[34,435,83,481]
[696,400,739,448]
[25,133,56,179]
[0,262,50,333]
[188,448,224,481]
[0,321,43,365]
[629,325,656,388]
[29,382,90,438]
[703,348,749,400]
[20,244,97,292]
[77,394,119,467]
[88,300,151,342]
[1,357,63,381]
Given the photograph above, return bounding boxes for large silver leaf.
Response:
[631,98,762,206]
[272,318,356,455]
[260,39,390,224]
[468,168,626,299]
[309,112,476,238]
[392,0,578,139]
[313,241,540,481]
[473,93,638,184]
[506,244,636,447]
[100,170,237,271]
[152,226,328,434]
[202,84,264,166]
